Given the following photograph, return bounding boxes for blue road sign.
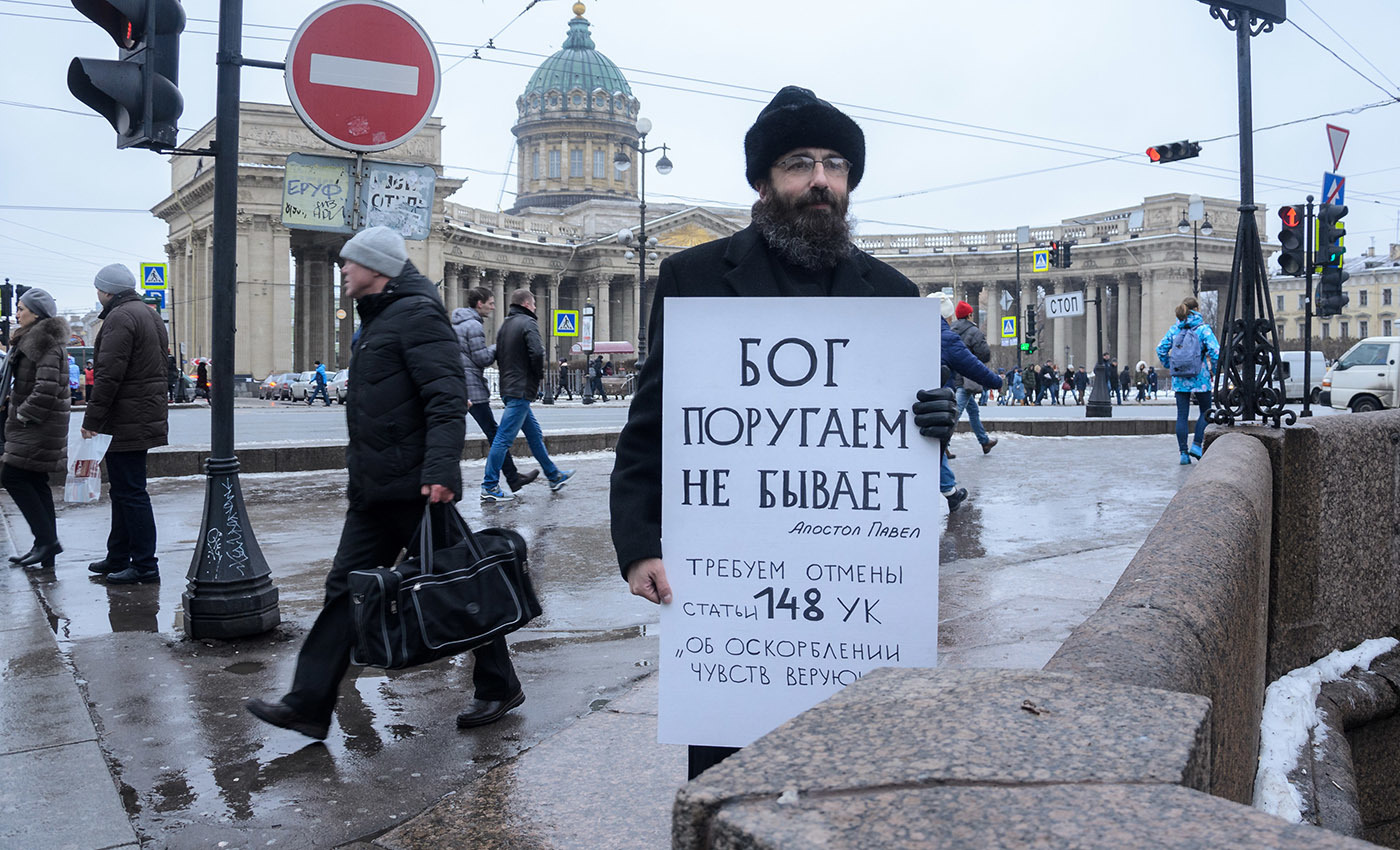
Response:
[1323,172,1346,206]
[140,262,168,290]
[553,309,580,336]
[1001,316,1017,338]
[1031,249,1049,273]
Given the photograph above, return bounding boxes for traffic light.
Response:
[1023,305,1037,352]
[1276,205,1306,277]
[1316,266,1350,317]
[1145,141,1202,164]
[68,0,186,150]
[1060,241,1073,269]
[1317,203,1347,269]
[1048,241,1059,268]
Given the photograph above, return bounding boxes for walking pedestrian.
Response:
[166,352,180,402]
[1073,366,1088,404]
[1148,367,1159,399]
[555,358,572,400]
[590,355,609,402]
[247,225,527,739]
[67,355,81,403]
[453,288,540,494]
[83,264,169,585]
[2,288,70,570]
[1119,363,1132,405]
[609,85,960,780]
[480,288,573,502]
[949,300,997,456]
[306,360,331,406]
[195,358,209,401]
[84,359,94,400]
[1022,363,1039,405]
[1134,361,1149,402]
[1010,369,1025,404]
[1157,296,1220,465]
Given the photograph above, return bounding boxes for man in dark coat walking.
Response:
[608,85,960,780]
[83,264,169,584]
[247,227,522,738]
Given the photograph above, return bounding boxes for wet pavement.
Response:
[0,434,1190,848]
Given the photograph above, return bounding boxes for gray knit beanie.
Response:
[19,287,56,320]
[94,263,137,294]
[340,226,408,278]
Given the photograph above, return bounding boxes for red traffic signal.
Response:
[1146,141,1202,164]
[1276,205,1305,277]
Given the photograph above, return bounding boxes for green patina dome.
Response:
[522,12,632,99]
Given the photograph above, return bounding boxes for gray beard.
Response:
[750,193,854,271]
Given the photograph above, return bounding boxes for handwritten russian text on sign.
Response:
[659,298,941,747]
[282,153,353,233]
[361,161,436,239]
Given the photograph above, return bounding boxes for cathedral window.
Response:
[532,151,540,179]
[549,150,561,179]
[570,149,584,178]
[593,149,606,178]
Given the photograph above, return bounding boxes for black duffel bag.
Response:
[348,503,542,670]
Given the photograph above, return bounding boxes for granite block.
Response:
[0,620,65,682]
[0,740,138,849]
[0,671,95,754]
[706,783,1377,850]
[675,668,1211,849]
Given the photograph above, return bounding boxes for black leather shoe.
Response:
[982,438,998,455]
[10,545,37,565]
[89,559,126,575]
[507,470,541,492]
[245,698,330,740]
[456,690,525,729]
[105,567,160,584]
[17,542,61,569]
[945,488,969,513]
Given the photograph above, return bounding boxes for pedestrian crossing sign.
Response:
[140,262,168,290]
[553,309,580,337]
[1001,316,1017,338]
[1031,249,1049,273]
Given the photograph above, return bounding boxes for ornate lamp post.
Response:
[1177,195,1215,298]
[1200,0,1295,428]
[614,116,672,364]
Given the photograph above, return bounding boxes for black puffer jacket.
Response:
[3,316,71,473]
[494,303,544,400]
[82,288,169,452]
[345,261,466,509]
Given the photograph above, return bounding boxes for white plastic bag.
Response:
[64,432,112,504]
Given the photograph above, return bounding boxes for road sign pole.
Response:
[1302,195,1316,418]
[1015,243,1022,370]
[183,0,280,640]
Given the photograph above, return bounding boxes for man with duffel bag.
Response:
[246,226,527,740]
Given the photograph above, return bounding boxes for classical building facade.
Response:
[1270,244,1400,349]
[152,5,1272,380]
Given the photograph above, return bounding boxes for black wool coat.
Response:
[495,304,545,401]
[344,261,467,509]
[608,225,919,576]
[3,316,72,473]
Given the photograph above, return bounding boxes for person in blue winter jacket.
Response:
[1156,295,1220,465]
[935,294,1003,511]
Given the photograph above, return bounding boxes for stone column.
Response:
[444,264,461,313]
[293,245,309,372]
[1116,277,1130,363]
[485,269,505,341]
[594,274,612,343]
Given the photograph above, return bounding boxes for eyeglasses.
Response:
[774,154,852,177]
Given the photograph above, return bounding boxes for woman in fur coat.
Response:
[3,288,71,569]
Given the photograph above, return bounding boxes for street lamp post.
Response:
[614,116,672,364]
[1177,195,1214,298]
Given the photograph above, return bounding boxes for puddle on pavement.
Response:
[224,661,264,675]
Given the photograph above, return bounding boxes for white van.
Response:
[1322,337,1400,412]
[1278,350,1328,404]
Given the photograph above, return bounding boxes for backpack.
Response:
[1169,325,1205,378]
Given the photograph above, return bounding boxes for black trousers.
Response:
[105,450,157,573]
[688,745,740,780]
[1,464,57,547]
[283,499,520,724]
[469,403,522,485]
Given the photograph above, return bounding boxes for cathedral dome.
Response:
[521,4,632,103]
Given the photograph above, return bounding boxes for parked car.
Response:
[258,372,290,399]
[330,369,349,404]
[289,370,318,402]
[276,373,297,401]
[1322,336,1400,412]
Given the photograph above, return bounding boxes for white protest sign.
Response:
[659,297,942,747]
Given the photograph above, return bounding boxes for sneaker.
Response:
[944,488,969,512]
[982,437,998,455]
[1180,452,1192,465]
[1188,443,1204,459]
[481,486,514,502]
[548,470,574,491]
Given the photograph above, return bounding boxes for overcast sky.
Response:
[4,0,1399,312]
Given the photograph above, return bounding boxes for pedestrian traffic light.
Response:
[67,0,186,150]
[1316,266,1350,317]
[1276,205,1306,277]
[1024,306,1037,352]
[1145,141,1202,164]
[1060,241,1073,269]
[1317,203,1347,269]
[1048,241,1059,268]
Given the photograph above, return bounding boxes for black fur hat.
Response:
[744,86,865,190]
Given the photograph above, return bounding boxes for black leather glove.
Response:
[913,387,957,443]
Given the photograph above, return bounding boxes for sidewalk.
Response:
[0,434,1190,848]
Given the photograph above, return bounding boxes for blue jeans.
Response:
[483,397,560,489]
[954,388,989,445]
[939,452,955,493]
[1175,391,1211,453]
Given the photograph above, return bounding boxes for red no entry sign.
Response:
[285,0,440,152]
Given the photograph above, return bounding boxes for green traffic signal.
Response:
[1317,203,1347,269]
